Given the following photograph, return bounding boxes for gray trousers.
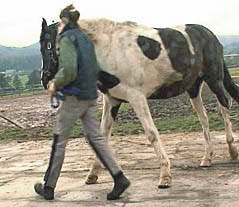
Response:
[44,96,121,188]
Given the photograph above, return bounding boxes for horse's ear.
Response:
[42,18,47,32]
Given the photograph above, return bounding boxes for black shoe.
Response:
[34,183,54,200]
[107,171,130,200]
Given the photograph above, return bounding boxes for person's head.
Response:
[58,4,80,33]
[60,4,80,23]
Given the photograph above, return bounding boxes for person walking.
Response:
[34,4,130,201]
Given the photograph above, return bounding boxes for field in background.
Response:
[1,68,239,142]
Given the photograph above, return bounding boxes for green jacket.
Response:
[53,37,77,89]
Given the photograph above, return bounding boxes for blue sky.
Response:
[0,0,239,47]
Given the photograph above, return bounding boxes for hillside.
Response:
[0,34,239,73]
[0,43,41,72]
[218,35,239,54]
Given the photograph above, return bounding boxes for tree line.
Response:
[0,70,41,90]
[0,56,41,72]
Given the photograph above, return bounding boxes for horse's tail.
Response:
[223,61,239,104]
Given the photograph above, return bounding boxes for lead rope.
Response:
[50,91,65,109]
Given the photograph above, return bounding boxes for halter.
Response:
[40,22,59,74]
[41,22,64,108]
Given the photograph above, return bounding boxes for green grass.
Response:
[1,68,239,142]
[110,112,226,135]
[0,129,27,141]
[1,106,236,142]
[155,113,225,134]
[8,74,28,88]
[68,112,232,139]
[0,90,45,100]
[20,75,29,86]
[229,68,239,76]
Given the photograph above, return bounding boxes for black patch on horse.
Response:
[111,104,121,120]
[97,71,120,94]
[187,77,204,99]
[137,36,161,60]
[149,81,186,99]
[157,28,192,74]
[152,27,199,98]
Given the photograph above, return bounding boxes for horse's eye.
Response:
[47,42,52,50]
[45,33,50,39]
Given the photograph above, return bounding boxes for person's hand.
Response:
[47,80,56,96]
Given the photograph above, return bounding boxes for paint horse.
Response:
[40,18,239,188]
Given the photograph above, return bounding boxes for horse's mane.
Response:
[78,18,138,44]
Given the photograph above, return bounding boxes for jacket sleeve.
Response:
[53,36,77,89]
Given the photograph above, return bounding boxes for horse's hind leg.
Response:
[187,80,213,167]
[205,68,238,159]
[128,91,171,188]
[217,99,238,160]
[85,95,121,184]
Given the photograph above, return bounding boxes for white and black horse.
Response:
[40,18,239,188]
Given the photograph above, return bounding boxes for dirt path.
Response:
[0,93,103,130]
[1,93,239,206]
[1,131,239,207]
[0,93,56,129]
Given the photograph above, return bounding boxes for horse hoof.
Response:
[158,177,171,189]
[200,159,211,167]
[229,145,238,160]
[85,175,98,185]
[158,184,170,189]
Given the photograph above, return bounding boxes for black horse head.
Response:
[40,18,59,89]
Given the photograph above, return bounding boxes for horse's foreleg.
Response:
[190,94,213,167]
[85,95,120,184]
[218,99,238,160]
[129,92,171,188]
